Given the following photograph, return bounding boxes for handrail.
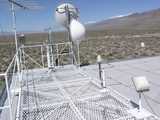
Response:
[5,54,16,74]
[20,42,71,49]
[0,73,6,77]
[23,52,43,68]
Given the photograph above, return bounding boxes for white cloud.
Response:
[109,13,133,19]
[85,21,97,24]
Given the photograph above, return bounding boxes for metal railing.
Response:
[0,42,77,120]
[0,53,17,120]
[19,42,76,69]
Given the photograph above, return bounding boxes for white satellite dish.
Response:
[55,3,78,28]
[70,19,85,43]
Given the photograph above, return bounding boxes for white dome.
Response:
[70,19,85,43]
[55,3,78,28]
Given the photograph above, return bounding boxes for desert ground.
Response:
[1,30,160,72]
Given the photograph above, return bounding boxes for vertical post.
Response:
[22,47,25,69]
[97,55,103,87]
[70,42,74,65]
[102,70,106,88]
[56,44,59,66]
[15,71,22,120]
[65,5,75,65]
[77,42,80,67]
[48,28,54,67]
[47,44,51,68]
[19,47,22,70]
[5,75,13,120]
[140,42,145,56]
[41,45,44,68]
[139,93,142,112]
[11,1,20,74]
[98,63,102,81]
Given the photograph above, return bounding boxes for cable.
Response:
[142,93,157,116]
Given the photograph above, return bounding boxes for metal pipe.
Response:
[98,62,102,86]
[5,54,16,74]
[46,45,51,68]
[65,5,75,65]
[77,42,80,67]
[5,75,13,120]
[102,70,106,88]
[15,72,22,120]
[47,28,54,67]
[139,93,142,112]
[19,47,22,70]
[11,1,20,74]
[0,73,6,76]
[10,58,17,104]
[20,42,71,49]
[41,46,44,68]
[15,91,21,120]
[0,106,10,110]
[56,44,59,66]
[22,48,25,69]
[97,55,103,87]
[21,44,44,48]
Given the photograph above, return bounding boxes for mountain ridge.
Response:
[87,8,160,31]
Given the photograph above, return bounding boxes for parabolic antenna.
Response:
[55,3,78,27]
[70,19,85,43]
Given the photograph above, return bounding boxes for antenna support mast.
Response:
[8,0,29,73]
[10,0,20,73]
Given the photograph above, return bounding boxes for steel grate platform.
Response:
[18,65,158,120]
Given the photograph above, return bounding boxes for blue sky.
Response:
[0,0,160,32]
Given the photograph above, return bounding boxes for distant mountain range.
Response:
[86,8,160,31]
[1,8,160,35]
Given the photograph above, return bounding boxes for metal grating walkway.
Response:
[19,65,158,120]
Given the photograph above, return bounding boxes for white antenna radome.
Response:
[55,3,85,66]
[70,19,85,43]
[55,3,78,28]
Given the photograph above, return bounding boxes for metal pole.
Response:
[65,5,75,65]
[22,47,25,69]
[19,47,22,70]
[70,42,73,65]
[56,44,59,66]
[11,1,20,73]
[48,28,54,67]
[98,63,102,81]
[47,44,51,68]
[15,71,22,120]
[98,62,104,88]
[77,42,80,67]
[41,46,44,68]
[102,70,106,88]
[97,55,103,87]
[5,75,13,120]
[139,93,142,112]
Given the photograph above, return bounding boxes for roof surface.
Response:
[1,56,160,120]
[83,56,160,117]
